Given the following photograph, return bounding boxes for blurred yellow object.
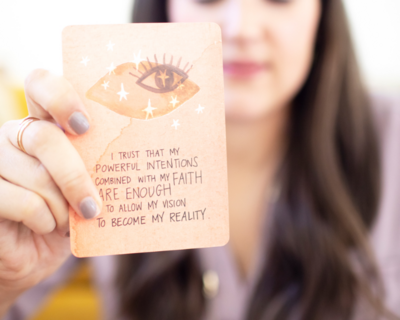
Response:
[13,87,29,118]
[0,82,28,126]
[30,260,100,320]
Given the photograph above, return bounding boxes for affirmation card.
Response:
[62,23,229,257]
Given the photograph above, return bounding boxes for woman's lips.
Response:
[223,62,268,78]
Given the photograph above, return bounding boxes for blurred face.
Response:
[168,0,321,121]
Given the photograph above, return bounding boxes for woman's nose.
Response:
[222,0,264,43]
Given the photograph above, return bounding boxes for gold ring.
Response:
[17,117,40,153]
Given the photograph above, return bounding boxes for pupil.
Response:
[155,68,174,89]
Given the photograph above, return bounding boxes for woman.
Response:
[1,0,400,319]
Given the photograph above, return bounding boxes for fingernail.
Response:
[65,231,70,237]
[69,112,89,135]
[80,197,99,220]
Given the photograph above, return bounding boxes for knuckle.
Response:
[29,122,62,154]
[0,120,16,138]
[45,86,72,113]
[24,68,49,92]
[22,192,47,221]
[22,192,55,234]
[60,170,88,195]
[0,141,9,161]
[0,120,13,131]
[32,162,55,191]
[24,69,79,117]
[0,255,35,283]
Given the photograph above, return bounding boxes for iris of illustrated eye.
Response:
[130,55,192,94]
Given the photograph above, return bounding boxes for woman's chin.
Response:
[224,91,290,124]
[224,100,285,124]
[225,107,269,123]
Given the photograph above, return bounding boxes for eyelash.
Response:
[130,54,191,94]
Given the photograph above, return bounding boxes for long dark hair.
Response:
[117,1,391,319]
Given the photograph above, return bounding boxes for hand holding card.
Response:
[62,23,229,257]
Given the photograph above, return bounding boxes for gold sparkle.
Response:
[157,69,169,87]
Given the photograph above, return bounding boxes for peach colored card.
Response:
[62,23,229,257]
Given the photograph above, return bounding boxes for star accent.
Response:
[177,83,184,90]
[172,119,180,130]
[195,104,205,114]
[157,69,169,87]
[117,83,129,101]
[170,96,179,108]
[131,50,146,71]
[106,62,116,75]
[80,57,90,66]
[142,99,157,120]
[106,41,115,51]
[101,80,109,90]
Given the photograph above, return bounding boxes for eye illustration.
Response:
[131,55,191,94]
[86,53,200,120]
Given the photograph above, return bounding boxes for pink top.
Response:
[4,93,400,320]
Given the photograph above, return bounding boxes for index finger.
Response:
[25,69,91,136]
[6,119,102,220]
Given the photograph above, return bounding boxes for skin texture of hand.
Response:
[0,69,103,315]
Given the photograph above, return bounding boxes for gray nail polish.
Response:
[65,231,70,237]
[80,197,99,219]
[69,112,89,135]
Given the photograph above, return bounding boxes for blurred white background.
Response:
[0,0,399,90]
[0,0,133,84]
